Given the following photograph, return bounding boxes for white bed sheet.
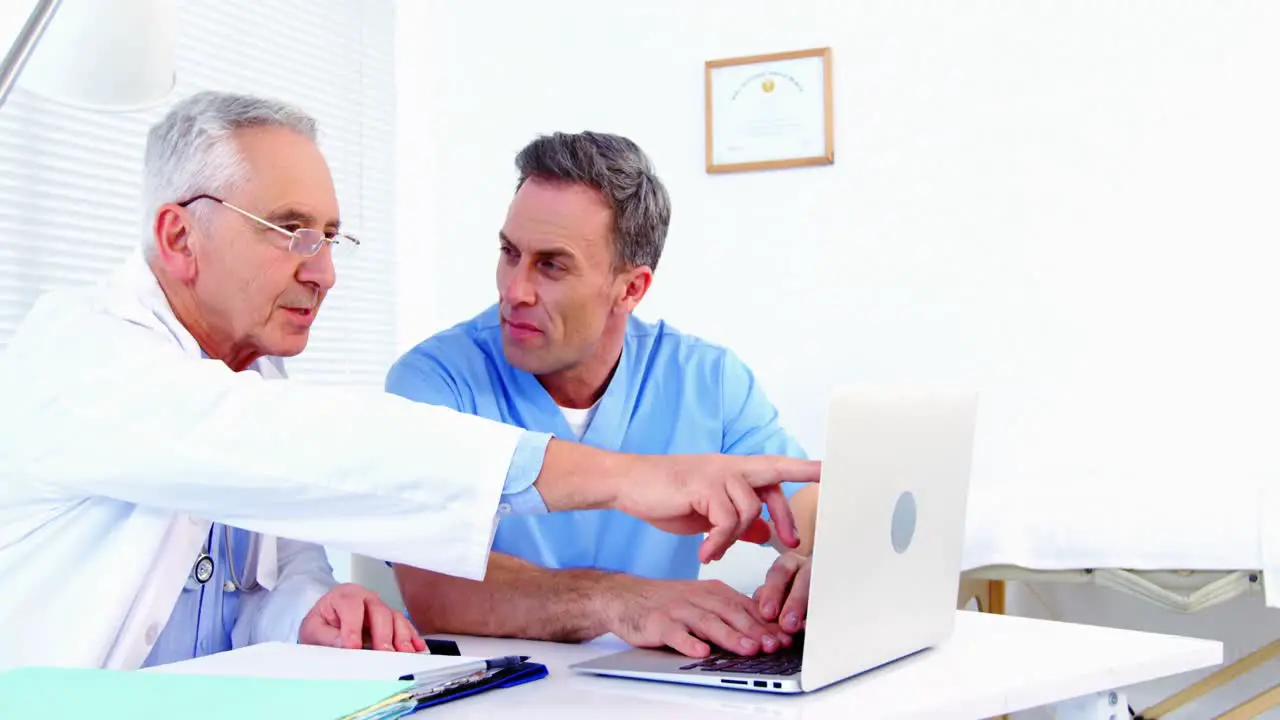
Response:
[960,481,1267,572]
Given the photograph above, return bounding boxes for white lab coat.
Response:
[0,251,526,671]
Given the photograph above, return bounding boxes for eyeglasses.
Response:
[176,194,361,258]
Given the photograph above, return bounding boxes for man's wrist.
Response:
[579,570,632,633]
[534,439,639,512]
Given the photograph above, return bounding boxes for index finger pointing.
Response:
[763,458,821,485]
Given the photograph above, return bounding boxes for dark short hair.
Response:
[514,131,671,271]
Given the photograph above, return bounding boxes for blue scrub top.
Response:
[386,305,808,581]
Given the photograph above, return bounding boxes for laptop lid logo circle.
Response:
[891,491,917,553]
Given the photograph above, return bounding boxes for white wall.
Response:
[399,0,1280,482]
[395,1,1280,715]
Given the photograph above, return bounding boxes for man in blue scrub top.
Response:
[386,131,816,659]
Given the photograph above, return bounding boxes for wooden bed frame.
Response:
[958,577,1006,615]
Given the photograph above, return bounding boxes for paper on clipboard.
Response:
[146,641,486,681]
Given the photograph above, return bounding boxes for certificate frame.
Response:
[704,47,834,174]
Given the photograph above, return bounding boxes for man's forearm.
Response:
[530,439,631,513]
[393,551,620,643]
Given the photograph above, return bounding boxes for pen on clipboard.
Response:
[399,654,530,683]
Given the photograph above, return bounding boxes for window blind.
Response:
[0,0,397,389]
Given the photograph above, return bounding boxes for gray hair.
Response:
[141,90,318,254]
[514,131,671,271]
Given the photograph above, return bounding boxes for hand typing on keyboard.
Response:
[751,551,811,635]
[679,631,806,675]
[596,575,797,658]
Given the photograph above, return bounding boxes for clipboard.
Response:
[411,660,548,710]
[340,660,548,718]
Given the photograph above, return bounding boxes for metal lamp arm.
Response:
[0,0,62,111]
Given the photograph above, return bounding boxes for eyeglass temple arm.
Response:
[181,194,361,246]
[218,200,295,237]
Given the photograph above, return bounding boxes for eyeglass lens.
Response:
[290,228,355,258]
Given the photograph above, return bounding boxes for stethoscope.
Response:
[189,524,261,593]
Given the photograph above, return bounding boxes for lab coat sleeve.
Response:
[5,307,540,582]
[385,346,547,515]
[231,538,336,648]
[719,349,809,518]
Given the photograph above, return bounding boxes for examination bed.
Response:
[960,482,1277,719]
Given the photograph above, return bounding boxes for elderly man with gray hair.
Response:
[0,93,820,671]
[387,131,820,660]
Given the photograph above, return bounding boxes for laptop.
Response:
[570,386,978,695]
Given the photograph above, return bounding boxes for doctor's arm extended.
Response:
[389,348,815,658]
[3,310,817,581]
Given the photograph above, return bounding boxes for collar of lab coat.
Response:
[106,250,288,382]
[106,250,281,590]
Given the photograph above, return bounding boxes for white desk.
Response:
[158,610,1221,719]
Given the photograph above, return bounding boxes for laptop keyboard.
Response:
[678,646,803,676]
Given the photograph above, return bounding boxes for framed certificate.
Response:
[704,47,834,174]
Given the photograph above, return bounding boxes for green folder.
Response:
[0,666,413,720]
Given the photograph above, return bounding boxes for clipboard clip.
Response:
[339,660,549,720]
